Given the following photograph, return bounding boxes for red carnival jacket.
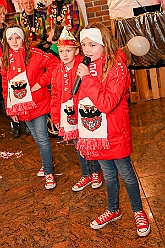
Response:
[50,54,82,125]
[77,49,133,160]
[2,47,59,121]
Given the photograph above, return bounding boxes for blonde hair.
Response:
[82,22,118,80]
[2,23,31,70]
[0,5,5,14]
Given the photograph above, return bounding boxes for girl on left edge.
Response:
[0,2,6,109]
[1,23,59,190]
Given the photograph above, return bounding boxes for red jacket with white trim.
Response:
[77,49,133,160]
[50,54,82,125]
[2,47,59,121]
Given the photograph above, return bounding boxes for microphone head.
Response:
[82,56,91,66]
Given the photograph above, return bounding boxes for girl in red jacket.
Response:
[50,27,102,192]
[76,22,150,237]
[1,24,59,190]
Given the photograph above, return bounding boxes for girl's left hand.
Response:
[76,63,90,79]
[31,83,41,92]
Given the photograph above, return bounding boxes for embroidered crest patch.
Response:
[64,105,76,125]
[11,80,27,99]
[79,104,102,132]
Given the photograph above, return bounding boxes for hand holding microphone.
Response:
[72,56,91,95]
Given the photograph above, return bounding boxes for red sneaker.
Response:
[72,176,92,192]
[134,210,150,237]
[45,174,56,189]
[92,172,102,189]
[37,167,44,177]
[90,209,122,229]
[37,163,56,177]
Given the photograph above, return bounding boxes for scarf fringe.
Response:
[6,101,36,116]
[84,150,100,158]
[76,138,110,158]
[77,138,110,151]
[58,127,78,141]
[58,127,65,137]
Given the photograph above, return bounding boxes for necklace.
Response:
[27,13,35,33]
[26,13,37,41]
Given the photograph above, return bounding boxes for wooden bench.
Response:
[129,67,165,103]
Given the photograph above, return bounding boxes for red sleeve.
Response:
[38,52,59,87]
[81,62,131,114]
[1,68,8,108]
[31,48,59,87]
[50,66,62,124]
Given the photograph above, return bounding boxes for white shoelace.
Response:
[92,173,99,183]
[45,174,54,183]
[98,210,112,222]
[134,211,148,228]
[77,177,87,186]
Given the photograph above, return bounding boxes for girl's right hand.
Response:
[11,115,19,123]
[76,63,90,79]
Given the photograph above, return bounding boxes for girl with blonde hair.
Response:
[76,22,150,237]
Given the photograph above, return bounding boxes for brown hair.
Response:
[82,22,118,80]
[2,23,31,70]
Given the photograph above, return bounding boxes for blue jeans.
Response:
[98,157,142,213]
[73,139,100,176]
[26,114,53,175]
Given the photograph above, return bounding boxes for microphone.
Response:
[135,0,146,12]
[72,56,91,95]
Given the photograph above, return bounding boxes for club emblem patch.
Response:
[11,80,27,99]
[79,104,102,132]
[64,105,76,125]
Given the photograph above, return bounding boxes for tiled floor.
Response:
[1,98,165,247]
